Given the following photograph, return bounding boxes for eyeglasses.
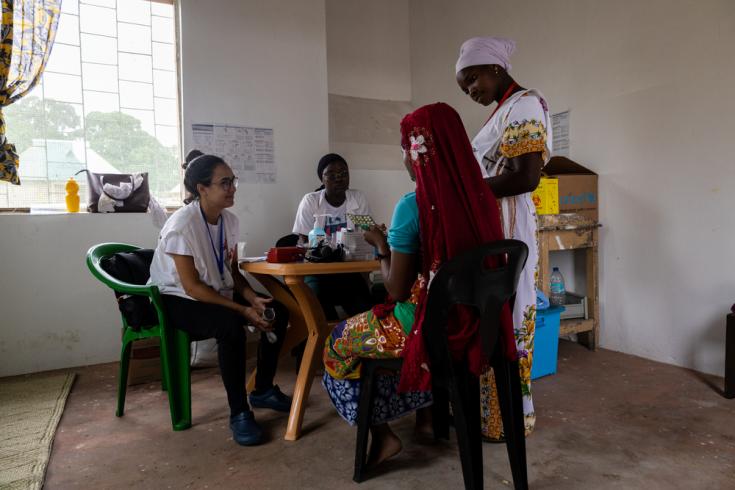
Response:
[323,170,348,180]
[214,176,239,191]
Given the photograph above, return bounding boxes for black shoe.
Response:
[248,385,293,412]
[229,410,263,446]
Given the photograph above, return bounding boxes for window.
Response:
[1,0,181,209]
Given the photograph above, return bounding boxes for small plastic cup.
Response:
[262,307,276,323]
[237,241,247,259]
[247,307,277,343]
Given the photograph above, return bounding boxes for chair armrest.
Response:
[89,265,155,296]
[111,281,157,298]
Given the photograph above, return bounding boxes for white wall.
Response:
[325,0,414,222]
[350,169,414,225]
[409,0,735,375]
[0,0,329,377]
[326,0,411,101]
[180,0,329,257]
[0,214,160,376]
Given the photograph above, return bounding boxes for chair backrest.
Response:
[87,242,141,289]
[422,239,528,377]
[86,242,159,330]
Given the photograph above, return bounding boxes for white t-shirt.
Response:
[292,188,370,237]
[149,201,239,300]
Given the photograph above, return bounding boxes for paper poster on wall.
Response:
[551,110,570,157]
[191,123,276,183]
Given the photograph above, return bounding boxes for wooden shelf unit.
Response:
[537,214,601,350]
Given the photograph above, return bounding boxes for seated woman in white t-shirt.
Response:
[149,151,291,447]
[292,153,374,319]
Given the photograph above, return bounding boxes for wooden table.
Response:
[240,259,380,440]
[537,214,601,350]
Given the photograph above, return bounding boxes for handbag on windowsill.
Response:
[75,169,151,213]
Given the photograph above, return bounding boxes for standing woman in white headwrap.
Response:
[455,36,552,441]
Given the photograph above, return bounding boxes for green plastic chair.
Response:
[86,242,192,431]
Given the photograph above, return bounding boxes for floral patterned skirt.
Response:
[322,372,432,426]
[480,234,537,440]
[322,282,432,425]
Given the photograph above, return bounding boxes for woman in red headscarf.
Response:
[323,102,514,466]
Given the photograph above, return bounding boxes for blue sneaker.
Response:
[230,411,263,446]
[248,385,292,413]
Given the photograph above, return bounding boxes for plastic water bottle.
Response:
[65,177,80,212]
[308,214,328,248]
[549,267,566,306]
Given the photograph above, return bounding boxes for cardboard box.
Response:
[337,229,375,261]
[126,335,255,386]
[128,337,161,386]
[544,157,598,221]
[532,177,559,215]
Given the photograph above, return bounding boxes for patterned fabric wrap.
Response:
[471,90,552,441]
[322,280,432,425]
[323,279,421,381]
[0,0,61,185]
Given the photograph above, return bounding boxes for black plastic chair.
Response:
[353,239,529,489]
[353,358,404,483]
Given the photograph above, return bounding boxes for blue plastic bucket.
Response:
[531,305,565,380]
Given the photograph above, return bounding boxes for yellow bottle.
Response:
[65,177,80,213]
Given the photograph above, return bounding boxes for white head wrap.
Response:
[455,36,516,74]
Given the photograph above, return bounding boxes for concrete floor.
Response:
[43,341,735,489]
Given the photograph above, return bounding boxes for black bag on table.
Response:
[304,243,344,263]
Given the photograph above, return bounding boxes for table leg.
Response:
[245,274,308,392]
[538,233,550,296]
[283,275,329,441]
[726,314,734,399]
[578,232,599,350]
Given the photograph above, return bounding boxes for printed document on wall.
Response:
[551,110,570,157]
[191,123,276,183]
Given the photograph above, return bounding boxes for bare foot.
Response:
[368,424,403,467]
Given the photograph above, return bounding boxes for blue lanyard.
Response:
[200,205,225,280]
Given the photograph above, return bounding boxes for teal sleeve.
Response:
[387,192,419,254]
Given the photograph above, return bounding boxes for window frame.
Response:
[0,0,183,213]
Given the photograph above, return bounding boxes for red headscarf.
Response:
[398,102,516,392]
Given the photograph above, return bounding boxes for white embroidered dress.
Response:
[471,89,552,439]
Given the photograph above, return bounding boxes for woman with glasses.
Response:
[149,150,292,447]
[292,153,374,320]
